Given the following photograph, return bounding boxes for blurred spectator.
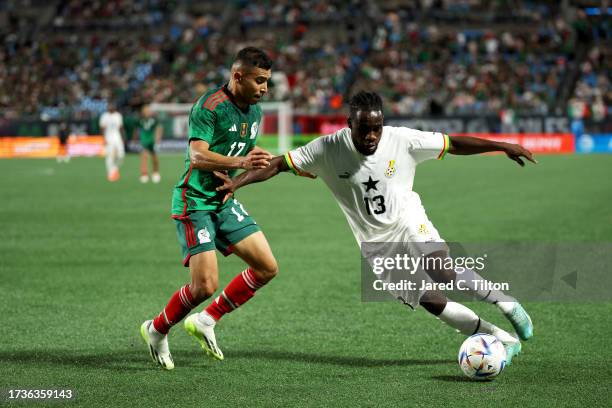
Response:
[0,0,609,119]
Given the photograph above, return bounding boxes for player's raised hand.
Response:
[240,148,273,169]
[504,143,537,167]
[214,171,235,203]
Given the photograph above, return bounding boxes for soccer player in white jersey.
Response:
[99,104,125,182]
[215,91,536,364]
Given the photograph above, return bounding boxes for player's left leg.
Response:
[184,232,276,361]
[105,143,116,181]
[421,248,533,340]
[409,212,533,341]
[186,200,277,359]
[197,231,277,323]
[116,140,125,172]
[418,290,522,365]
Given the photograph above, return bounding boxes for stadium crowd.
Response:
[0,0,609,119]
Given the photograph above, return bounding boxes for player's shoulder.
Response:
[383,125,431,143]
[320,127,351,146]
[383,125,418,137]
[198,86,230,112]
[300,128,351,157]
[300,128,347,152]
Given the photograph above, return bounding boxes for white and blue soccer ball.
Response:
[458,334,507,380]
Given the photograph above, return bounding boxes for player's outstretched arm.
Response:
[448,136,537,167]
[190,140,273,171]
[214,156,292,203]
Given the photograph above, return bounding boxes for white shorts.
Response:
[361,203,448,308]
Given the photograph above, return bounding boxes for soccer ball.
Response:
[458,334,507,380]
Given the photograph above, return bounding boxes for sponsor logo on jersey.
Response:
[198,228,211,244]
[228,124,237,132]
[250,122,258,139]
[338,171,351,179]
[240,123,248,137]
[418,223,429,235]
[385,160,396,178]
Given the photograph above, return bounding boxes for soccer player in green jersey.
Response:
[141,47,277,370]
[138,104,162,183]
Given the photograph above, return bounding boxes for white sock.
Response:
[197,311,216,326]
[149,322,165,338]
[437,301,480,336]
[437,302,517,343]
[479,320,518,344]
[454,267,516,305]
[495,301,516,314]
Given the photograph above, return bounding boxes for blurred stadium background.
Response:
[1,1,611,407]
[0,0,610,154]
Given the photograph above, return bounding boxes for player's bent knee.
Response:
[419,290,447,316]
[251,260,278,283]
[189,281,218,302]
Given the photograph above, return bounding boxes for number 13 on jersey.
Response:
[364,195,386,215]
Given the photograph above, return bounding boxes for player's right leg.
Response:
[183,251,225,361]
[139,150,149,183]
[142,214,220,369]
[418,291,522,365]
[106,141,122,181]
[151,152,161,183]
[420,246,533,341]
[141,250,218,369]
[105,143,115,180]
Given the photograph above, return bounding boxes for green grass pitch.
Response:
[1,153,611,407]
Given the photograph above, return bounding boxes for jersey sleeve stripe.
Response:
[284,152,300,175]
[437,133,451,160]
[209,95,229,110]
[203,94,224,110]
[202,90,223,108]
[202,90,225,110]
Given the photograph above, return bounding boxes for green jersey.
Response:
[139,117,159,145]
[171,85,263,216]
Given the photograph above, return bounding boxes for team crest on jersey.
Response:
[198,228,211,244]
[384,160,396,178]
[250,122,258,139]
[240,123,248,137]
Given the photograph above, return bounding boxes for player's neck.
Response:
[226,81,249,110]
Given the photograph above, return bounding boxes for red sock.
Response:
[153,284,197,334]
[205,268,265,321]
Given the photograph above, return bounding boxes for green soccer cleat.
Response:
[140,320,174,370]
[503,303,533,341]
[503,339,522,366]
[184,313,224,361]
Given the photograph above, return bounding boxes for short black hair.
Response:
[349,91,383,117]
[234,47,273,70]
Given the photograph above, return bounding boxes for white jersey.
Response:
[286,126,450,244]
[99,111,124,141]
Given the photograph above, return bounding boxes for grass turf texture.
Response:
[1,153,611,407]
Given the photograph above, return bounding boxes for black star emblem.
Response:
[362,176,379,192]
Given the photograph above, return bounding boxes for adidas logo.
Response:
[228,124,237,132]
